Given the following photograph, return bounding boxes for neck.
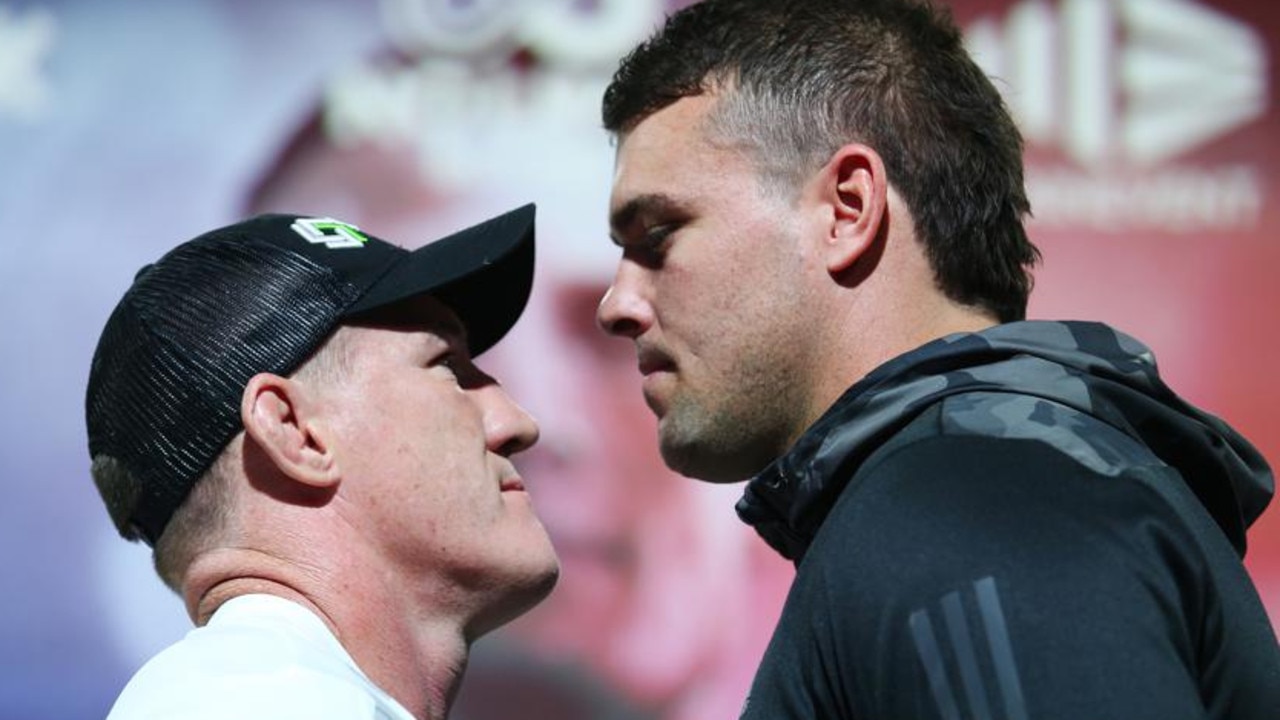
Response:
[802,289,998,445]
[185,548,471,720]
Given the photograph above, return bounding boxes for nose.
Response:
[480,384,541,457]
[596,262,653,339]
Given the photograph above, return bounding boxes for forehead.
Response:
[346,294,467,348]
[614,97,722,183]
[611,96,760,214]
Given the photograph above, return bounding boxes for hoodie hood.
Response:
[738,321,1274,561]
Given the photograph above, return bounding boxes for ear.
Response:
[814,143,889,275]
[240,373,339,490]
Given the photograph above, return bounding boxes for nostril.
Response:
[493,415,539,457]
[604,316,642,338]
[495,437,525,457]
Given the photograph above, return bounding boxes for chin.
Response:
[524,552,562,603]
[509,537,562,607]
[470,553,561,639]
[659,438,758,484]
[658,411,783,482]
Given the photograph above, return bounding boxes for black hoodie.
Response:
[737,321,1280,720]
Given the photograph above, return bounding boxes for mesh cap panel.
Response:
[86,237,359,544]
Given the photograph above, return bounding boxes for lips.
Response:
[636,345,675,376]
[496,460,527,492]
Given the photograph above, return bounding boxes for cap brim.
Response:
[346,203,535,356]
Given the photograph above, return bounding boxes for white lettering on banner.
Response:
[967,0,1268,166]
[380,0,516,58]
[0,5,57,123]
[379,0,663,67]
[966,0,1270,233]
[324,58,613,189]
[1027,165,1262,233]
[325,0,662,190]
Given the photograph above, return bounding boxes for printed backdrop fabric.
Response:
[0,1,1275,718]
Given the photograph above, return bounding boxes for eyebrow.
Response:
[428,315,468,348]
[382,300,468,348]
[609,193,688,245]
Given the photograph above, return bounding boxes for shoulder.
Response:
[894,389,1165,477]
[760,395,1279,719]
[793,401,1232,644]
[107,597,406,720]
[832,390,1201,549]
[811,410,1205,590]
[108,645,382,720]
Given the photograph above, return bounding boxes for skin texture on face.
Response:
[599,94,826,483]
[319,296,559,636]
[488,281,790,710]
[243,111,798,717]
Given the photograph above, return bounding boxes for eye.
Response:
[428,351,461,380]
[431,347,493,390]
[624,222,680,266]
[643,222,678,249]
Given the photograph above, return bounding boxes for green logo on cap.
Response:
[291,217,369,249]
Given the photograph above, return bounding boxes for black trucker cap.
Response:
[85,204,536,546]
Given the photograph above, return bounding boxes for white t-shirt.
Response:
[107,594,416,719]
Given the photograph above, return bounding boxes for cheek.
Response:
[650,259,729,335]
[346,387,474,472]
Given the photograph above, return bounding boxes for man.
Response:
[596,1,1280,718]
[85,205,559,719]
[245,105,793,720]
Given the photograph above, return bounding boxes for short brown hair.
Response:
[603,0,1040,321]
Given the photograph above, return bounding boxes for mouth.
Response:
[500,474,527,492]
[637,346,676,376]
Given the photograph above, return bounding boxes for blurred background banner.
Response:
[0,1,1274,718]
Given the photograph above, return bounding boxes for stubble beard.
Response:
[656,350,806,484]
[657,214,815,483]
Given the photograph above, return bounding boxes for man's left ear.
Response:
[815,143,889,275]
[240,373,340,490]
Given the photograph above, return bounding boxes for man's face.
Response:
[490,281,760,704]
[598,94,821,482]
[323,296,559,635]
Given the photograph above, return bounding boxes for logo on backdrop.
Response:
[0,5,56,123]
[966,0,1270,232]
